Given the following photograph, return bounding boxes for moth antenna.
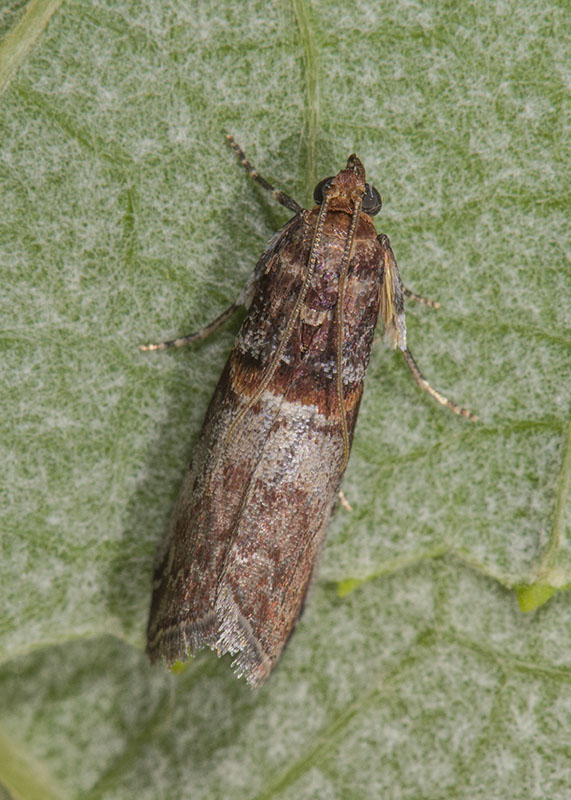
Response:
[335,196,363,472]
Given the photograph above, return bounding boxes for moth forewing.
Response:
[144,140,476,686]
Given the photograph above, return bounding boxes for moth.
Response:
[144,137,475,686]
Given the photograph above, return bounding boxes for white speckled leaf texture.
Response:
[0,0,569,798]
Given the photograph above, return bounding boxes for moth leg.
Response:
[226,134,303,215]
[338,489,353,512]
[140,301,239,351]
[402,347,478,421]
[378,234,477,421]
[404,287,440,309]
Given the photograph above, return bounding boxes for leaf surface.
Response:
[1,0,569,797]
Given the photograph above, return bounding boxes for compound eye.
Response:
[362,183,382,216]
[313,176,334,204]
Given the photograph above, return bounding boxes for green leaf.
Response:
[1,0,569,798]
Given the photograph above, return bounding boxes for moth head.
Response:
[313,157,382,216]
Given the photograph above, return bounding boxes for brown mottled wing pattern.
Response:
[146,214,310,673]
[147,206,384,686]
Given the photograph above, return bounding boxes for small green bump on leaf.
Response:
[516,582,557,612]
[170,659,189,675]
[337,577,364,597]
